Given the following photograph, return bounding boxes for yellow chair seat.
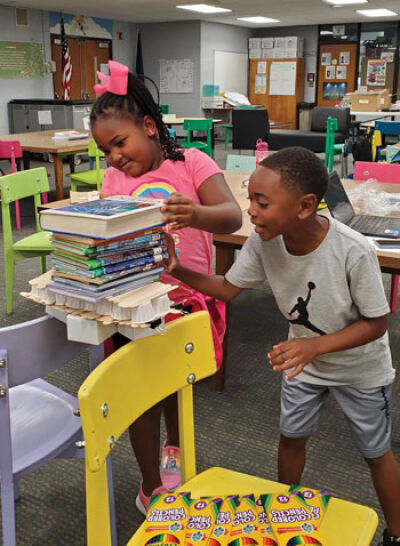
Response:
[13,230,53,252]
[129,467,378,546]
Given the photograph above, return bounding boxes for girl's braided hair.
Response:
[90,73,184,162]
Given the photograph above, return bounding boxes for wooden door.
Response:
[51,37,111,100]
[84,40,111,99]
[317,43,357,106]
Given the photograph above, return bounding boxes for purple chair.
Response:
[0,315,116,546]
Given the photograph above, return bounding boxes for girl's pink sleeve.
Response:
[100,168,115,196]
[185,148,223,191]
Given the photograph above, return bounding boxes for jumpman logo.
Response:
[288,281,326,336]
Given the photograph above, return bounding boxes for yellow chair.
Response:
[67,139,106,192]
[78,311,379,546]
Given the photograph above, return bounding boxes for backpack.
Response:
[351,135,373,163]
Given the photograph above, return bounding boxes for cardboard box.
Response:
[249,38,261,49]
[261,37,274,49]
[249,48,262,59]
[201,97,224,109]
[274,36,303,49]
[262,48,274,59]
[348,89,391,112]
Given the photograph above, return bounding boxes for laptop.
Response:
[324,171,400,239]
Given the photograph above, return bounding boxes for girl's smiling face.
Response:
[92,115,163,177]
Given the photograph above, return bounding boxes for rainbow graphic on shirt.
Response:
[130,179,177,200]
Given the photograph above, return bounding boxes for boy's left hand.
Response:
[268,338,320,380]
[161,192,196,229]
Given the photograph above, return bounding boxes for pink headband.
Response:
[94,60,129,96]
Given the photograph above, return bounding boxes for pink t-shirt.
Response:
[101,148,222,282]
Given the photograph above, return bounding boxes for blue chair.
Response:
[226,154,256,172]
[374,121,400,161]
[0,315,118,546]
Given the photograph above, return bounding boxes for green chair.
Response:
[0,167,53,314]
[181,119,213,157]
[67,139,106,192]
[223,124,233,149]
[159,104,169,114]
[324,116,346,175]
[226,154,256,171]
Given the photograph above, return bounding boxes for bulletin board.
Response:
[0,41,43,78]
[361,57,395,92]
[317,43,357,107]
[214,50,248,95]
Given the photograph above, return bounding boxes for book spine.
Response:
[95,245,166,267]
[96,233,165,253]
[94,253,167,275]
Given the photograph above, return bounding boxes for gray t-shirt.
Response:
[226,218,394,388]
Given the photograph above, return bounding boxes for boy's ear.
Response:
[297,193,318,219]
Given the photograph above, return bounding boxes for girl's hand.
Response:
[267,338,320,380]
[161,192,196,229]
[163,232,180,274]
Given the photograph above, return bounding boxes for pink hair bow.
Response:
[94,60,129,96]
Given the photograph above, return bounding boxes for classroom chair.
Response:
[223,123,233,149]
[226,153,256,171]
[0,168,53,314]
[0,140,23,231]
[0,314,116,546]
[353,160,400,313]
[159,104,169,114]
[324,116,348,176]
[67,139,106,192]
[181,118,213,157]
[78,311,379,546]
[373,121,400,162]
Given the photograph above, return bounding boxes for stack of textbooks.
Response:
[38,196,169,316]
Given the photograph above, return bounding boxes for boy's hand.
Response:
[161,192,196,229]
[163,232,180,274]
[267,338,320,380]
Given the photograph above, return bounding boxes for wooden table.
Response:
[0,130,90,201]
[213,171,400,391]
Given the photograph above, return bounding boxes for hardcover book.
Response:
[40,196,164,239]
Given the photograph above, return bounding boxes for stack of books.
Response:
[37,196,170,320]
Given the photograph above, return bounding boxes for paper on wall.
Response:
[38,110,52,125]
[160,58,193,93]
[255,74,267,94]
[269,61,296,95]
[257,61,267,74]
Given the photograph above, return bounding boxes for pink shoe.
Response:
[135,481,168,516]
[160,441,181,491]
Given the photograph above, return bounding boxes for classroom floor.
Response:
[0,143,398,546]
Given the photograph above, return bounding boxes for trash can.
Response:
[298,102,315,131]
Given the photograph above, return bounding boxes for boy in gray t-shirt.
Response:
[165,147,400,545]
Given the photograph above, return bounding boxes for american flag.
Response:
[60,13,72,100]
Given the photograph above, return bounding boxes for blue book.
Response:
[40,196,164,239]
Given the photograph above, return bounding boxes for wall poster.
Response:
[0,41,43,78]
[367,59,387,86]
[325,66,335,79]
[160,59,194,93]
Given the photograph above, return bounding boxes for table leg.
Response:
[52,153,64,201]
[23,151,31,170]
[69,155,75,174]
[214,243,236,392]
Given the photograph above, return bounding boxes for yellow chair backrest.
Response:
[78,311,216,546]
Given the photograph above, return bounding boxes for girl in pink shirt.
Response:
[90,63,242,514]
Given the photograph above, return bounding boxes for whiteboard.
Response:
[214,51,248,95]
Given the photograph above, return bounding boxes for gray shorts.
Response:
[280,377,392,458]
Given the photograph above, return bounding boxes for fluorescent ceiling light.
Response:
[320,30,333,34]
[356,8,397,16]
[324,0,367,4]
[237,16,280,23]
[176,4,232,13]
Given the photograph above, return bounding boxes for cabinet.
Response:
[8,100,95,133]
[248,58,304,129]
